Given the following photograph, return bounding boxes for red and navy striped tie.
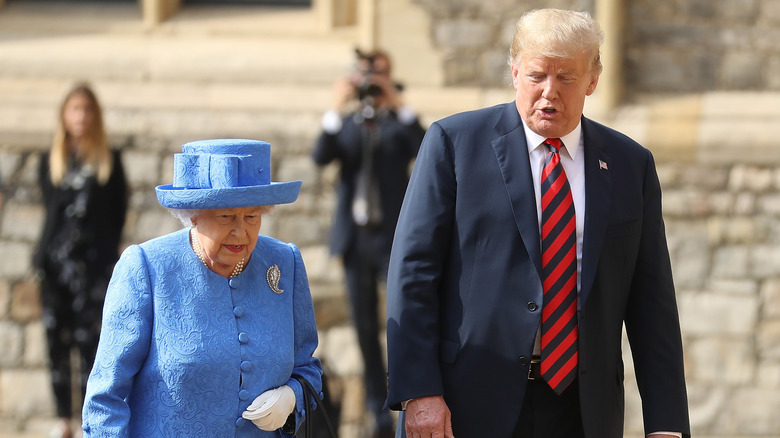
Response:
[540,138,578,395]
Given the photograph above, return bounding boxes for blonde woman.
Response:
[33,83,127,438]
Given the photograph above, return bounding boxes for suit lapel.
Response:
[490,104,542,277]
[580,117,611,306]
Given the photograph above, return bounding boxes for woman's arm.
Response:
[285,243,323,435]
[82,245,154,438]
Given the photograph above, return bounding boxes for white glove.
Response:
[242,385,296,431]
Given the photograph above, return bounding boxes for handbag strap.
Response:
[292,374,338,438]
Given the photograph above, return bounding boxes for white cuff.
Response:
[396,105,418,125]
[321,110,343,134]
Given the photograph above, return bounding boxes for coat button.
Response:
[518,356,530,366]
[239,390,250,400]
[233,306,245,318]
[241,361,252,372]
[236,417,246,427]
[527,301,538,312]
[238,333,249,344]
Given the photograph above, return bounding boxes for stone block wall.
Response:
[4,98,780,435]
[622,162,780,436]
[0,131,370,435]
[626,0,780,93]
[409,0,595,86]
[412,0,780,95]
[2,0,780,436]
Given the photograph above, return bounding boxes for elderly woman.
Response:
[82,139,322,437]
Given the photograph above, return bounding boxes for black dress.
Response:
[33,150,127,417]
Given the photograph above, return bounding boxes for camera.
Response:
[354,49,384,101]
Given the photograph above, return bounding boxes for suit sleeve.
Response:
[311,122,343,166]
[82,245,154,438]
[385,122,457,409]
[624,150,690,437]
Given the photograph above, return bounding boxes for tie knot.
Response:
[544,138,562,153]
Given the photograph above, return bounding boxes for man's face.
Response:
[511,52,599,139]
[357,56,390,81]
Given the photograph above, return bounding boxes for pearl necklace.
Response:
[191,229,245,278]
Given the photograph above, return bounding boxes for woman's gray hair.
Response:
[508,8,604,74]
[168,205,275,228]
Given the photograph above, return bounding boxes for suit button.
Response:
[518,356,530,366]
[527,301,538,312]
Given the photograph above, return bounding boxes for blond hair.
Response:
[509,9,604,74]
[49,83,113,186]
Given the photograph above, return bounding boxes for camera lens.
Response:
[357,80,383,100]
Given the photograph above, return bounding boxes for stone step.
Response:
[0,76,513,149]
[0,2,357,86]
[0,1,513,149]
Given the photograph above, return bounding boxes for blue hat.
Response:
[156,139,301,209]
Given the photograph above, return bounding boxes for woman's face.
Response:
[192,206,264,276]
[63,92,95,143]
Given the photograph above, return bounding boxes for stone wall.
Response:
[0,130,370,435]
[413,0,780,95]
[5,104,780,436]
[2,0,780,437]
[629,161,780,436]
[409,0,594,86]
[625,0,780,94]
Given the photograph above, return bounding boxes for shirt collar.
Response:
[521,118,582,160]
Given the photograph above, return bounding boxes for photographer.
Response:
[312,49,425,438]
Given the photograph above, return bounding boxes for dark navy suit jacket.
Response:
[386,102,690,438]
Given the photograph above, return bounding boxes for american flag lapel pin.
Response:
[599,160,608,170]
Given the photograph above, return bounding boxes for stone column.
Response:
[595,0,624,110]
[314,0,358,29]
[141,0,181,27]
[358,0,377,49]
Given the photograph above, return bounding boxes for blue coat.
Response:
[82,228,322,437]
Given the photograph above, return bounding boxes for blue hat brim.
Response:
[156,181,301,210]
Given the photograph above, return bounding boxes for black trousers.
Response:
[40,276,102,418]
[342,228,394,434]
[512,378,585,438]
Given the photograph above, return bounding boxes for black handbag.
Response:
[292,374,338,438]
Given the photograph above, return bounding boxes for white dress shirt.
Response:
[522,119,585,294]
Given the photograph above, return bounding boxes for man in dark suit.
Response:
[385,8,689,438]
[313,49,426,438]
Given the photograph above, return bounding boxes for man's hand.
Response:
[332,77,356,112]
[405,395,455,438]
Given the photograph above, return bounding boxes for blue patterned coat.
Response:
[82,228,322,437]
